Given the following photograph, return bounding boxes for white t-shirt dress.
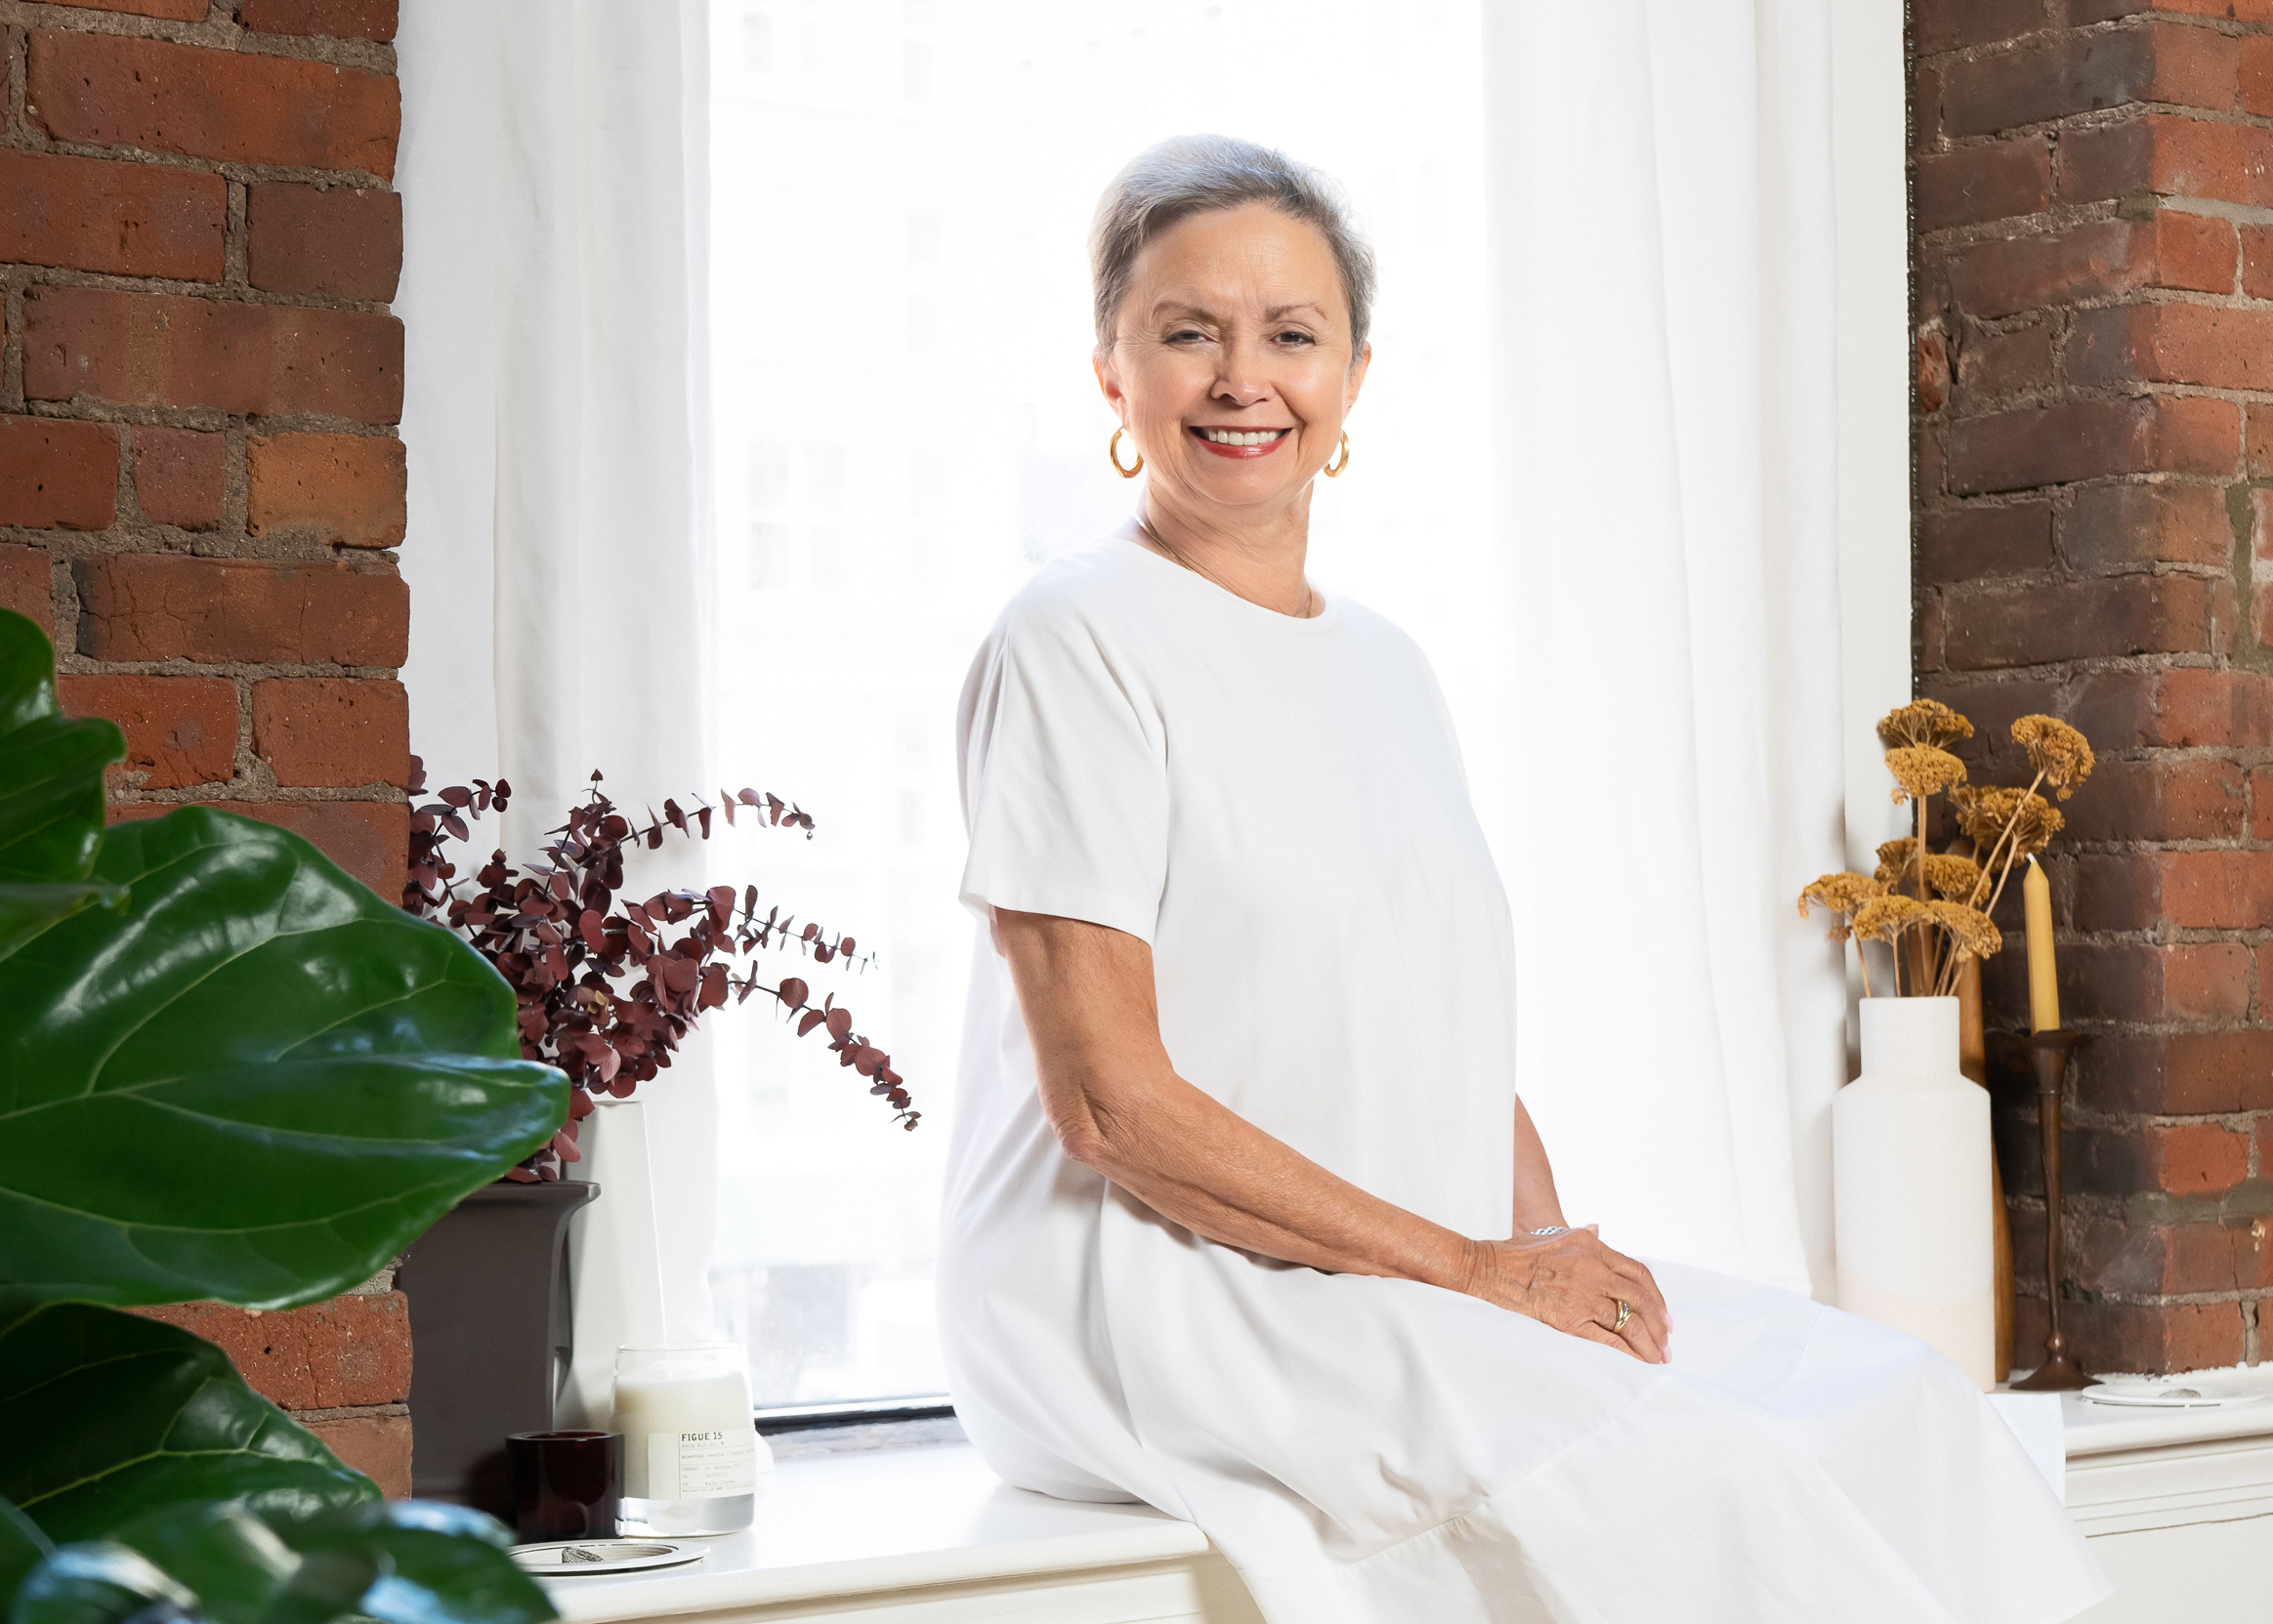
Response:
[940,529,2109,1624]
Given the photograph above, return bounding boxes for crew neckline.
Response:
[1111,521,1342,633]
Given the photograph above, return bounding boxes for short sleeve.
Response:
[956,603,1168,945]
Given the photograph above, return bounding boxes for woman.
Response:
[941,135,2108,1624]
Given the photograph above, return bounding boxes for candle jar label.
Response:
[643,1427,757,1499]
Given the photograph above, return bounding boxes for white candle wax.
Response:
[612,1372,759,1499]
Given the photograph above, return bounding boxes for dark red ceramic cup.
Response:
[507,1430,621,1542]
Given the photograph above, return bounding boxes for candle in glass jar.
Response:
[2024,854,2058,1034]
[611,1345,764,1536]
[613,1372,755,1499]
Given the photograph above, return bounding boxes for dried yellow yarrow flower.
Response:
[1951,784,2065,859]
[2010,715,2094,799]
[1885,744,1968,804]
[1878,698,1975,751]
[1851,894,1933,945]
[1798,872,1888,940]
[1926,899,2001,960]
[1925,854,1983,901]
[1873,842,1983,901]
[1947,784,2001,848]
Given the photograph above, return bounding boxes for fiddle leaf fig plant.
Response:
[0,1300,379,1537]
[0,616,116,888]
[0,608,568,1624]
[1,806,575,1309]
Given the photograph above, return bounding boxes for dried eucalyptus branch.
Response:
[402,759,919,1182]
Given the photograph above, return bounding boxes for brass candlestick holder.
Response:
[2009,1028,2098,1393]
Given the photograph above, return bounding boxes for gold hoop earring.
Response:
[1109,427,1144,479]
[1323,433,1350,478]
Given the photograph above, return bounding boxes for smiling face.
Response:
[1096,202,1369,524]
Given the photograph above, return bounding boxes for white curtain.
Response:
[1484,0,1848,1297]
[394,0,720,1372]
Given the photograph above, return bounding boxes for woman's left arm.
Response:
[1510,1099,1568,1237]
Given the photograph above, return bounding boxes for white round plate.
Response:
[2083,1382,2268,1410]
[511,1539,709,1575]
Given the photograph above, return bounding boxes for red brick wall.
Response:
[1915,0,2273,1374]
[130,1272,414,1496]
[2,0,412,1483]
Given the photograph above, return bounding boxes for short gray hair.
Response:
[1089,134,1376,358]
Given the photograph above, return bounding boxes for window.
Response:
[706,0,1499,1410]
[741,9,773,74]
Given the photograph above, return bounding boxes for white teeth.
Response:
[1201,428,1283,445]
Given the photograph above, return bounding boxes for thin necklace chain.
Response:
[1135,516,1315,620]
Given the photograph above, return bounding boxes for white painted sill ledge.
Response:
[543,1376,2273,1624]
[541,1438,1259,1624]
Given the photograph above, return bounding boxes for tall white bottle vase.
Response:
[556,1099,670,1431]
[1832,996,1996,1390]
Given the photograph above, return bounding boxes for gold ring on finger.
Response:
[1613,1300,1632,1333]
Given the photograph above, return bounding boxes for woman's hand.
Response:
[1458,1228,1671,1364]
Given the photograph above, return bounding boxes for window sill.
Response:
[2053,1368,2273,1461]
[540,1439,1259,1624]
[539,1379,2273,1624]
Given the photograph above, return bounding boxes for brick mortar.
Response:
[1970,291,2273,324]
[0,131,394,192]
[4,25,23,146]
[223,174,246,287]
[1944,381,2273,410]
[1916,194,2273,252]
[1918,206,2126,251]
[1925,97,2273,153]
[2,403,400,440]
[5,260,397,318]
[286,1401,410,1424]
[1934,103,2273,153]
[2,284,21,413]
[50,657,405,679]
[1917,14,2273,73]
[1921,649,2225,676]
[3,531,403,567]
[111,785,409,806]
[1935,555,2231,579]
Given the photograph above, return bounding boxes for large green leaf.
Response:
[0,609,123,888]
[103,1501,298,1624]
[0,1498,56,1609]
[0,809,569,1309]
[267,1503,551,1624]
[0,1301,378,1545]
[17,1503,554,1624]
[0,883,123,968]
[8,1541,198,1624]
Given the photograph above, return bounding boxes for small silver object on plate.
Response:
[510,1539,708,1575]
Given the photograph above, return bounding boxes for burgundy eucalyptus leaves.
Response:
[401,759,918,1182]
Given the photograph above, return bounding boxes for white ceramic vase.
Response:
[1831,996,1996,1390]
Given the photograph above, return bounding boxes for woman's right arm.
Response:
[994,906,1671,1363]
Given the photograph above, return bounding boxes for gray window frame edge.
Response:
[754,1396,957,1437]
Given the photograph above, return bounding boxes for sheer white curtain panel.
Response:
[1484,0,1848,1296]
[394,0,720,1404]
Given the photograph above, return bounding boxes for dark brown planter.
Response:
[397,1179,600,1517]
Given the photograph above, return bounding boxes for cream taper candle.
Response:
[2024,854,2058,1034]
